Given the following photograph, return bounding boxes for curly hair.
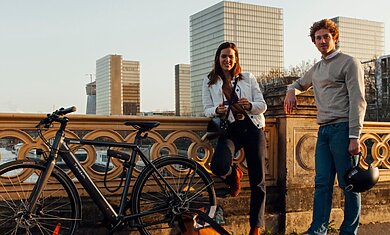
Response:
[207,42,242,86]
[309,19,339,43]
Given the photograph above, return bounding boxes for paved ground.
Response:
[357,222,390,235]
[325,222,390,235]
[79,221,390,234]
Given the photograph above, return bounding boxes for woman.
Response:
[202,42,267,235]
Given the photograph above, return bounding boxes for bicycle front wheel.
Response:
[131,156,216,235]
[0,160,81,235]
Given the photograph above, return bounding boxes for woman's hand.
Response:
[216,104,227,115]
[238,98,252,111]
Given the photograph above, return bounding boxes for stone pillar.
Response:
[264,83,390,233]
[263,84,338,233]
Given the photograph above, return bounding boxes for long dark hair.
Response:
[207,42,242,86]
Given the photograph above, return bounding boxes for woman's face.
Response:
[219,48,236,72]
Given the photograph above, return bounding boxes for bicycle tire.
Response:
[0,160,81,235]
[131,156,216,235]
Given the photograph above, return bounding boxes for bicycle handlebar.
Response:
[56,106,77,116]
[36,106,77,128]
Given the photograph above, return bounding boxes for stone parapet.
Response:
[263,84,390,234]
[0,104,389,234]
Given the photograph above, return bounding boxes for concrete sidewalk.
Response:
[326,222,390,235]
[357,222,390,235]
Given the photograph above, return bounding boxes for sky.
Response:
[1,0,389,114]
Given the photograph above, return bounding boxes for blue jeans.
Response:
[308,122,361,235]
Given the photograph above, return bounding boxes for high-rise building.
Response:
[85,81,96,114]
[331,16,385,63]
[190,1,284,116]
[122,60,141,115]
[96,55,140,115]
[175,64,191,116]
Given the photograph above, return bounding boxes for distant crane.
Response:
[85,73,95,83]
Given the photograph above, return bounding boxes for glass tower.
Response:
[96,55,140,115]
[175,64,191,116]
[331,16,385,63]
[122,60,141,115]
[85,81,96,114]
[190,1,284,116]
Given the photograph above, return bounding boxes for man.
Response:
[284,19,367,235]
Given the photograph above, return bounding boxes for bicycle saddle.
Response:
[124,121,160,131]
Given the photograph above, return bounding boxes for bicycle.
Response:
[0,107,229,235]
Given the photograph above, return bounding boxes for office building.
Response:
[122,60,141,115]
[96,55,140,115]
[190,1,284,116]
[85,81,96,114]
[331,16,385,63]
[175,64,191,116]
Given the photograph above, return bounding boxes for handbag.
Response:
[205,78,238,140]
[206,117,229,140]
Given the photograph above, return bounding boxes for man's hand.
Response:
[284,90,297,114]
[349,138,360,156]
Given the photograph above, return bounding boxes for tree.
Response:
[285,59,317,77]
[257,59,317,90]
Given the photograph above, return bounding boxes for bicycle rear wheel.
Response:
[131,156,216,235]
[0,160,81,235]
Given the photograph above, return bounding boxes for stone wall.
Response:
[263,85,390,234]
[0,91,389,234]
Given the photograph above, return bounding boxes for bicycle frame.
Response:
[61,137,149,224]
[4,106,227,235]
[40,134,185,229]
[22,117,132,225]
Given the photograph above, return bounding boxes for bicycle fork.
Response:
[23,128,65,219]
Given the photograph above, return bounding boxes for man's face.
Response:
[314,28,337,57]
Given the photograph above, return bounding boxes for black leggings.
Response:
[210,117,267,228]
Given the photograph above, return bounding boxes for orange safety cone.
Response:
[52,223,61,235]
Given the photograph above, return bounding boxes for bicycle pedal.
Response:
[109,220,126,233]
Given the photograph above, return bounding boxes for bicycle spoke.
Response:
[0,161,81,235]
[137,204,171,218]
[0,176,24,213]
[34,215,81,222]
[172,167,194,194]
[131,157,216,235]
[0,215,15,229]
[35,222,51,235]
[149,172,171,198]
[186,181,214,205]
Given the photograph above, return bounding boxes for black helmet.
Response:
[344,155,379,193]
